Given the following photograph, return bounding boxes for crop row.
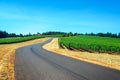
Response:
[59,36,120,53]
[0,36,44,44]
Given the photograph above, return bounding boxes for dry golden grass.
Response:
[43,38,120,71]
[0,38,48,80]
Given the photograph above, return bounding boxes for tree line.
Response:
[85,32,120,38]
[0,30,120,38]
[0,30,35,38]
[42,31,120,38]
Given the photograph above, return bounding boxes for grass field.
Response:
[59,36,120,53]
[0,36,44,44]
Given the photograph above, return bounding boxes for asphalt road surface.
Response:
[15,38,120,80]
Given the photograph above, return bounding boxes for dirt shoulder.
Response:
[0,38,48,80]
[43,38,120,71]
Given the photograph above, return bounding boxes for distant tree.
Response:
[62,34,66,37]
[0,30,8,38]
[85,33,88,35]
[90,32,95,36]
[28,33,32,36]
[42,31,67,36]
[97,33,104,37]
[9,33,16,37]
[68,32,73,37]
[19,34,23,37]
[37,32,41,36]
[74,33,78,36]
[118,33,120,38]
[111,34,117,38]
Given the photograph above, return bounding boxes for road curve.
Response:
[15,38,120,80]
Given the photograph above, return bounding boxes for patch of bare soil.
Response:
[0,38,48,80]
[43,38,120,71]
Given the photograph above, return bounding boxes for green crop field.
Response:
[0,36,44,44]
[59,36,120,53]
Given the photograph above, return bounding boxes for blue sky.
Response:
[0,0,120,34]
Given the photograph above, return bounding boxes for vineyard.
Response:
[59,36,120,53]
[0,36,44,44]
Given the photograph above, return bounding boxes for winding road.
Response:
[15,38,120,80]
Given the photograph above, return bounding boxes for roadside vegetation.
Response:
[59,36,120,54]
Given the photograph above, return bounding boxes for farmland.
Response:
[59,36,120,53]
[0,36,44,44]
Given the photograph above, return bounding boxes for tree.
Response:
[37,32,41,36]
[68,32,73,37]
[111,34,117,38]
[118,33,120,38]
[19,34,23,37]
[74,33,78,36]
[0,30,8,38]
[97,33,104,37]
[9,33,16,37]
[90,32,95,36]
